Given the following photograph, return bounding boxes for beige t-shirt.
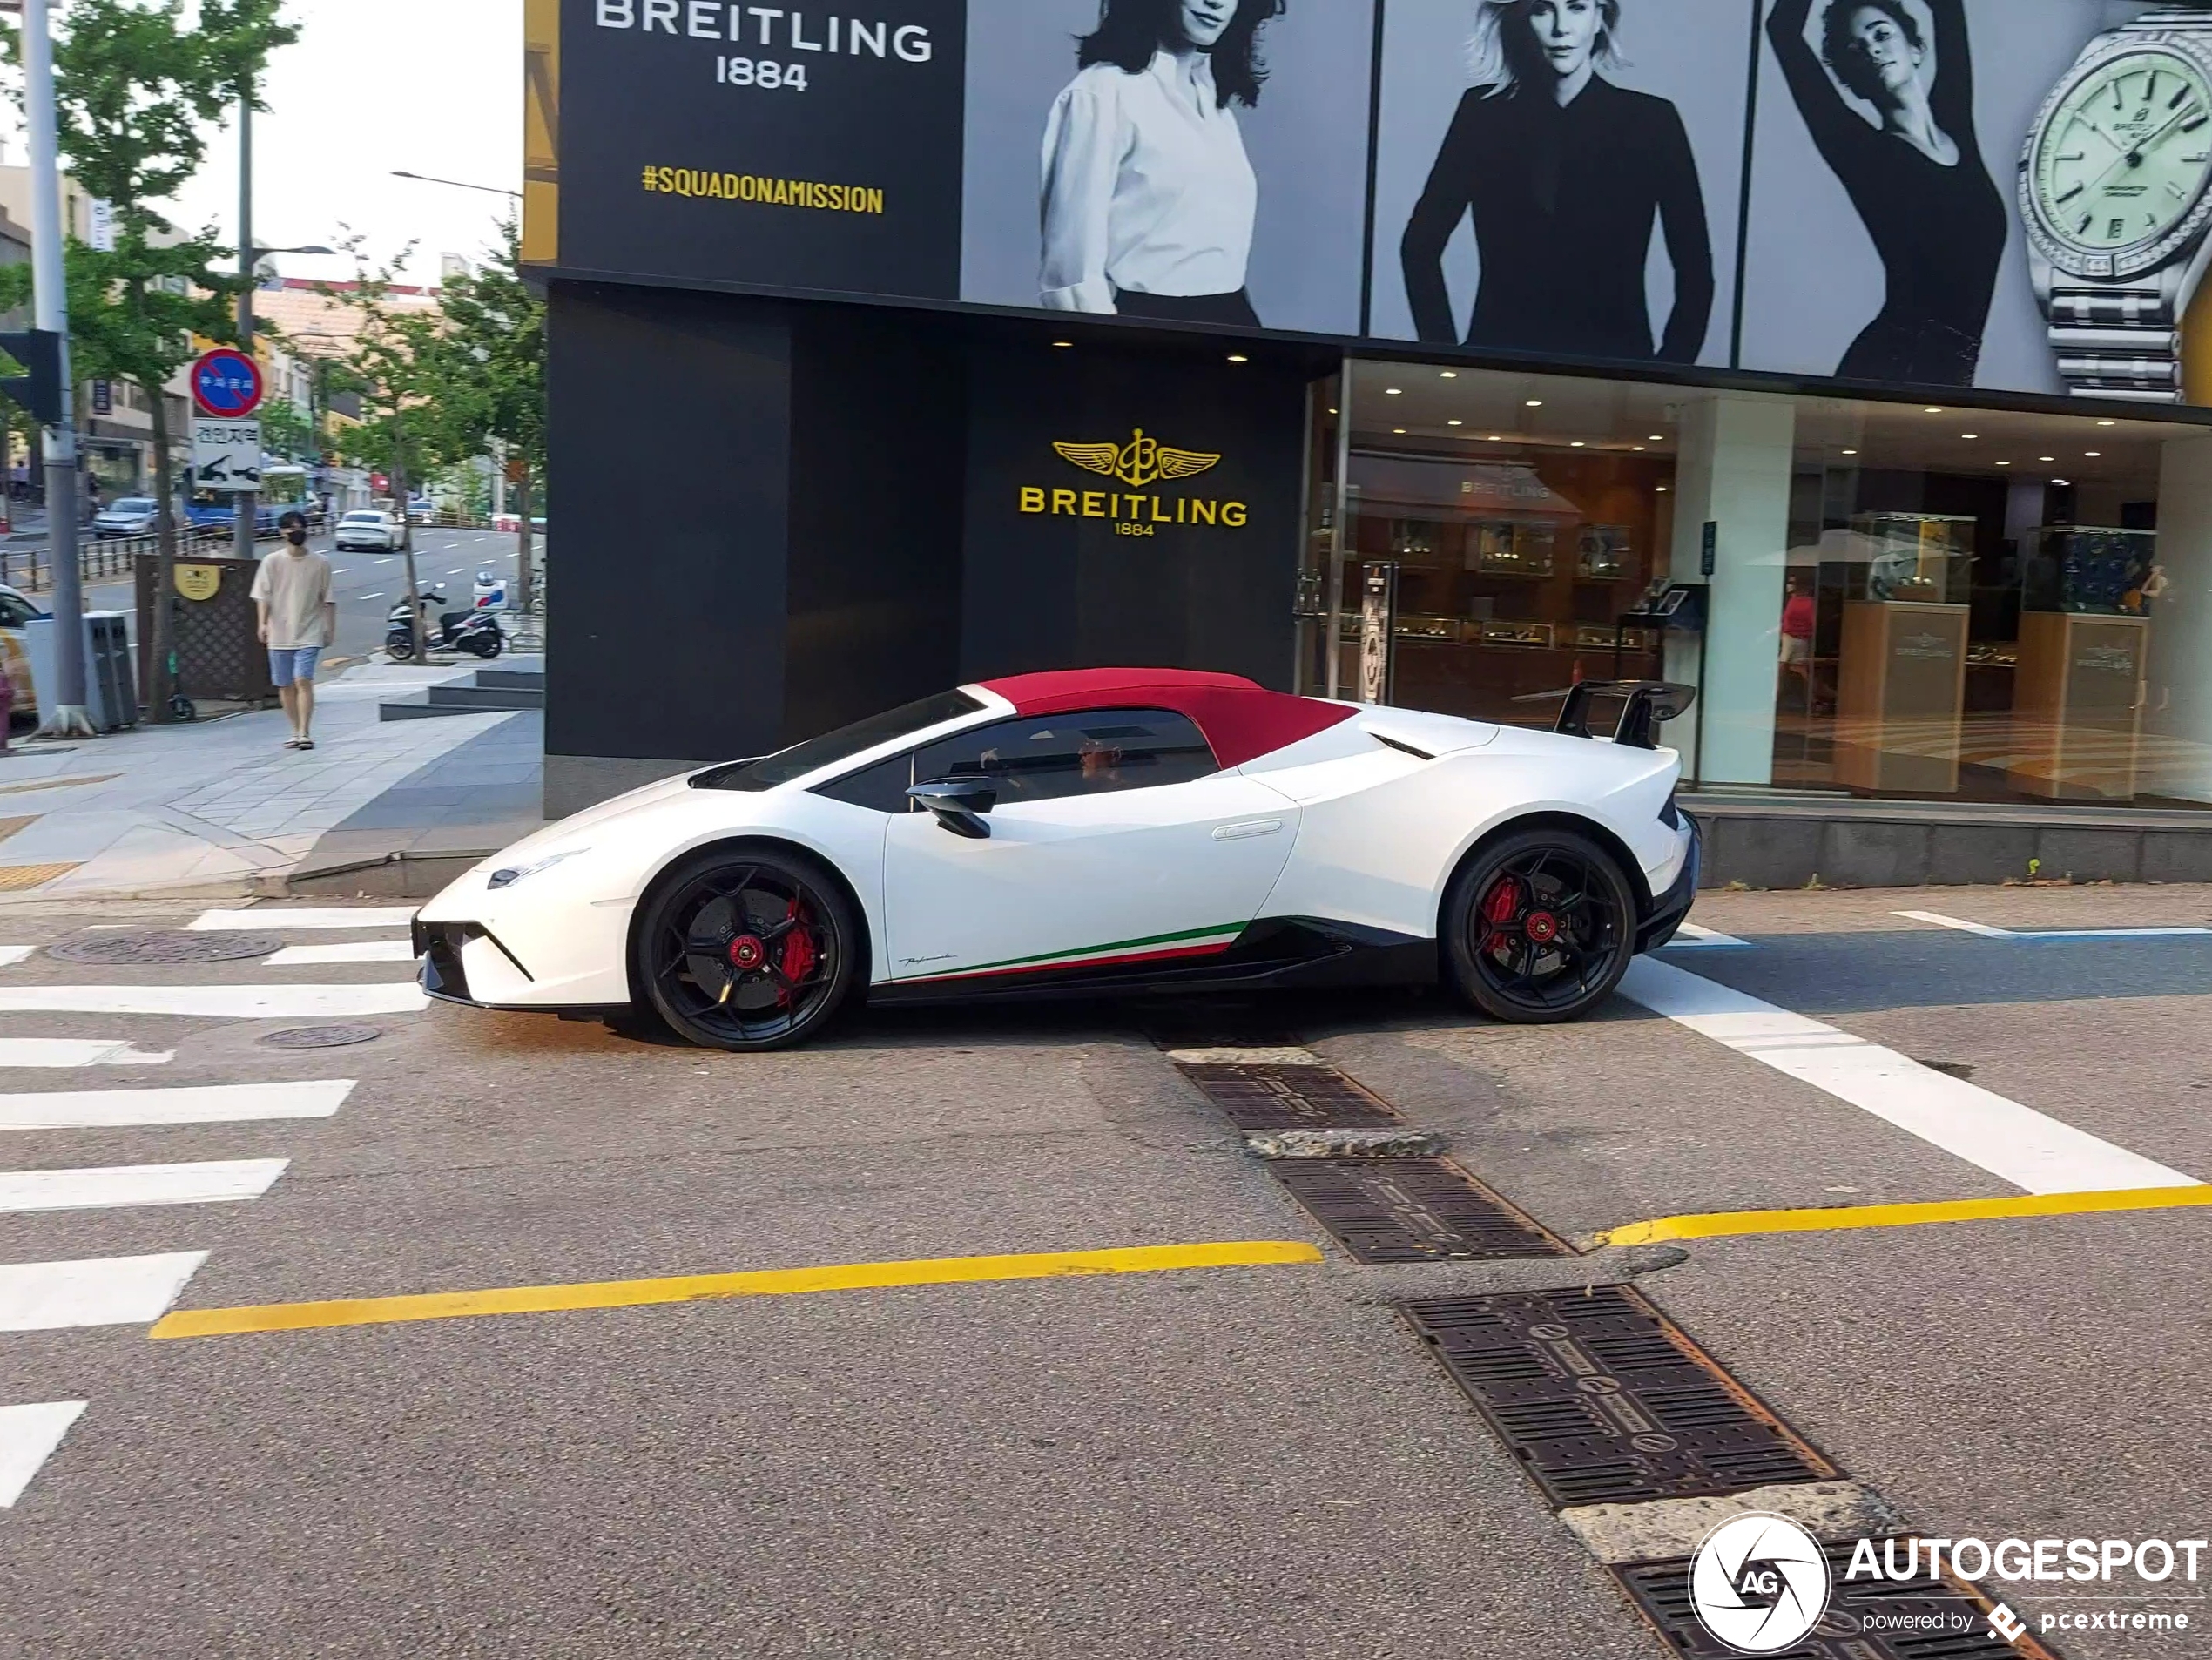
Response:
[251,548,334,649]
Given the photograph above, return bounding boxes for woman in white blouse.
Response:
[1039,0,1285,326]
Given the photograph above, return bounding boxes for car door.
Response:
[877,708,1299,984]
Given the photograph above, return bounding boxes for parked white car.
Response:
[334,509,402,552]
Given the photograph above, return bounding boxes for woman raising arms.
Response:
[1039,0,1284,327]
[1400,0,1714,363]
[1766,0,2006,385]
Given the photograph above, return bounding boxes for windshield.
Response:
[691,690,986,793]
[342,512,383,523]
[109,499,156,513]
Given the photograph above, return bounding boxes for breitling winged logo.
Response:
[1054,428,1222,490]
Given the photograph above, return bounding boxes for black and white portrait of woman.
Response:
[1037,0,1285,326]
[1399,0,1714,362]
[1766,0,2006,385]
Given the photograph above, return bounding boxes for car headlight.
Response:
[486,847,588,890]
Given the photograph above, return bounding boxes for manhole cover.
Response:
[260,1024,384,1049]
[49,930,283,965]
[1176,1063,1402,1130]
[1613,1541,2064,1658]
[1400,1285,1838,1507]
[1273,1157,1573,1263]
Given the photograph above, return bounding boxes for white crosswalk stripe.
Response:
[0,1079,354,1130]
[0,1252,210,1332]
[190,908,416,931]
[0,1039,172,1068]
[0,1159,289,1215]
[266,938,417,965]
[0,984,426,1017]
[0,1401,86,1507]
[0,905,398,1510]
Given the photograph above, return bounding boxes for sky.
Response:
[12,0,524,290]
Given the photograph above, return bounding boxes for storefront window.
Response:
[1318,358,2212,812]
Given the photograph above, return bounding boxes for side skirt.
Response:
[866,918,1439,1008]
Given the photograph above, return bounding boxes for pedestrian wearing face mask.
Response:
[251,509,336,751]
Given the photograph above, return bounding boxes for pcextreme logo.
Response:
[1018,428,1248,536]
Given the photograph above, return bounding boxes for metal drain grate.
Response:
[1273,1157,1572,1262]
[1401,1285,1838,1507]
[260,1024,384,1049]
[49,931,282,965]
[1176,1063,1403,1130]
[1613,1542,2065,1658]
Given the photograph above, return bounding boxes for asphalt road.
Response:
[0,884,2207,1657]
[78,527,531,663]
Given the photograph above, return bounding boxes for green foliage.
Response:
[257,393,313,462]
[428,220,547,478]
[0,230,244,392]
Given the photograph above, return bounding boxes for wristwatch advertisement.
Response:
[2021,6,2212,402]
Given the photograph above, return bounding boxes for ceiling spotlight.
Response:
[1393,428,1406,435]
[1385,386,1401,395]
[1842,448,1858,455]
[1050,340,1073,348]
[1656,484,1669,492]
[1995,460,2012,467]
[2085,450,2101,456]
[1649,434,1663,442]
[1961,433,1978,440]
[1925,406,1944,414]
[1526,399,1544,408]
[2039,455,2055,462]
[1447,418,1463,426]
[1570,441,1587,448]
[1632,445,1646,452]
[1227,354,1248,363]
[2053,477,2072,486]
[2098,419,2117,427]
[1439,370,1458,379]
[1488,434,1504,441]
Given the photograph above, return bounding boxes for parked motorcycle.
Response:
[385,590,504,661]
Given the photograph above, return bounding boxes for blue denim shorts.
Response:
[268,645,322,687]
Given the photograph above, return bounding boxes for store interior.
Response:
[1302,359,2204,810]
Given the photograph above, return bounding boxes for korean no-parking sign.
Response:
[191,348,264,419]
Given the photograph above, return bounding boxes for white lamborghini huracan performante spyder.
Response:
[413,669,1701,1051]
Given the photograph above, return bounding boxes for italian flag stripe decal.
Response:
[900,922,1245,985]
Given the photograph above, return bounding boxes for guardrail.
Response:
[3,523,269,596]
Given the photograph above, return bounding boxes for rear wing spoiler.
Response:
[1515,681,1697,750]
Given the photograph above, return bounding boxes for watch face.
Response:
[2033,48,2212,264]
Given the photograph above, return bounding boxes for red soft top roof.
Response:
[975,668,1354,769]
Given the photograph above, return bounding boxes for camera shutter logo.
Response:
[1689,1513,1832,1654]
[1054,429,1220,490]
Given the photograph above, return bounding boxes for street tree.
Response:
[0,0,296,719]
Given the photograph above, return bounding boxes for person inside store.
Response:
[1766,0,2004,386]
[1779,570,1818,707]
[1038,0,1283,326]
[1400,0,1714,363]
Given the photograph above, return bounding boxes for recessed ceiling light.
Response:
[1384,387,1401,395]
[1925,406,1944,414]
[1392,428,1406,435]
[1570,441,1586,448]
[2053,477,2071,486]
[1995,460,2012,467]
[2085,450,2101,456]
[1961,433,1978,440]
[1656,485,1669,492]
[2039,455,2055,462]
[1842,448,1858,455]
[1447,418,1463,426]
[1488,434,1504,441]
[1648,435,1663,442]
[1632,445,1646,452]
[1439,370,1458,379]
[1328,408,1339,415]
[1526,399,1543,408]
[2098,419,2117,427]
[1051,340,1073,348]
[1227,354,1248,363]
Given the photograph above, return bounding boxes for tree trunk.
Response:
[395,449,425,660]
[146,385,182,723]
[516,465,534,619]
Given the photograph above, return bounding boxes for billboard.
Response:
[542,0,2212,408]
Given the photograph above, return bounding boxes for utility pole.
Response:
[233,78,257,561]
[24,0,91,737]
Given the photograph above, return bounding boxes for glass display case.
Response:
[2022,526,2157,616]
[1576,524,1631,579]
[1468,521,1556,577]
[1847,512,1975,604]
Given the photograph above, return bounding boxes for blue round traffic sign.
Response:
[192,348,264,418]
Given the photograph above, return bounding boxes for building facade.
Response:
[525,0,2212,868]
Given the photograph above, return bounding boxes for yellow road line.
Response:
[1597,1184,2212,1246]
[148,1239,1326,1339]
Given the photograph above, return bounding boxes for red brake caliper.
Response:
[775,897,818,1009]
[1480,876,1523,956]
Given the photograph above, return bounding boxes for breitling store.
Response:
[527,0,2212,844]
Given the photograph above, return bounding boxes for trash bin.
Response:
[24,611,138,732]
[133,554,273,705]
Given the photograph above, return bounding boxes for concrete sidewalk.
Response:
[0,658,543,900]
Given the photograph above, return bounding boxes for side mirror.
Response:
[907,777,996,839]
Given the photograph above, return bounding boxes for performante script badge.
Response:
[1054,429,1221,489]
[1690,1514,1832,1653]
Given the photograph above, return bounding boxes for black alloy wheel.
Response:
[635,847,858,1051]
[1443,827,1637,1023]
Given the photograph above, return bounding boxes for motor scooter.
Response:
[385,590,504,661]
